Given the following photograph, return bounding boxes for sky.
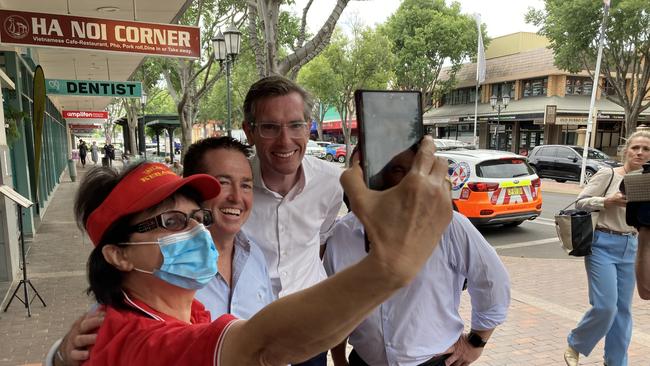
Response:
[291,0,545,38]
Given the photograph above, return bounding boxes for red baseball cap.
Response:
[86,163,221,246]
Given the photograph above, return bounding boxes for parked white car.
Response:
[307,140,326,158]
[434,139,474,150]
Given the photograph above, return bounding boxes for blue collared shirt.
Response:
[323,212,511,366]
[195,232,275,320]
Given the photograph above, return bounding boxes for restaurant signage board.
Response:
[0,9,200,58]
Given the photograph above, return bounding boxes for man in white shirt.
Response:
[242,76,343,366]
[324,148,510,366]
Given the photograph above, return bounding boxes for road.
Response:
[327,158,581,259]
[480,191,577,259]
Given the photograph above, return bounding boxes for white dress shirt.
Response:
[243,155,343,297]
[323,212,511,366]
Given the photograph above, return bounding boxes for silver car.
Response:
[307,140,326,159]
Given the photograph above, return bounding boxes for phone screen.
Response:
[355,90,423,191]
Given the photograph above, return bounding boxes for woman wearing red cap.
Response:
[67,136,454,365]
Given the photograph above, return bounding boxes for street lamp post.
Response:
[490,94,510,151]
[141,90,148,160]
[212,26,241,138]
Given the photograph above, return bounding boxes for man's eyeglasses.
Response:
[130,208,214,234]
[256,122,308,139]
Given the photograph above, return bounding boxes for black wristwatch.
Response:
[467,332,487,348]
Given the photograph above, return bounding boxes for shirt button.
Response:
[257,291,263,299]
[281,271,288,277]
[280,250,287,257]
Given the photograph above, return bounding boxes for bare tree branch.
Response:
[295,0,314,50]
[248,2,266,78]
[278,0,349,75]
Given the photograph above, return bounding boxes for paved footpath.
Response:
[1,167,648,365]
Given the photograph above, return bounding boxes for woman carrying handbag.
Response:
[564,131,650,366]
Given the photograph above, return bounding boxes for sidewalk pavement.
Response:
[540,178,583,195]
[1,169,647,365]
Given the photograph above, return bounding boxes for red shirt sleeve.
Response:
[85,304,237,366]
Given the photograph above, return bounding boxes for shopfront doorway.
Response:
[594,120,622,156]
[518,121,544,155]
[489,122,513,151]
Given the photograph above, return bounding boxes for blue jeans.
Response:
[567,230,637,366]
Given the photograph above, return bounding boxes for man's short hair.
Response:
[243,75,313,126]
[182,136,252,178]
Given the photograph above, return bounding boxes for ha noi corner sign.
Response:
[0,9,200,58]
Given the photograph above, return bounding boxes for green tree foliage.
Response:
[197,39,259,132]
[145,86,177,115]
[527,0,650,136]
[297,55,339,140]
[2,103,28,145]
[120,57,168,155]
[383,0,480,112]
[308,26,393,159]
[157,0,247,156]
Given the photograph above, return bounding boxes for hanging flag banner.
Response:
[474,14,486,85]
[0,9,200,58]
[63,110,109,119]
[46,79,142,97]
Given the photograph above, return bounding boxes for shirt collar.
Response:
[233,231,251,253]
[122,291,210,324]
[251,154,308,198]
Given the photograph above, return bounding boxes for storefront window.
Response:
[490,81,515,101]
[437,123,474,142]
[443,87,479,105]
[595,121,622,155]
[518,122,544,154]
[489,123,513,151]
[559,124,580,145]
[565,76,593,96]
[601,78,622,97]
[521,77,548,98]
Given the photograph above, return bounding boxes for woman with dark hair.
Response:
[55,136,454,365]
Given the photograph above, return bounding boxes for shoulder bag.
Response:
[555,168,614,256]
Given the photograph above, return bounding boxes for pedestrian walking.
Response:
[564,130,650,366]
[78,140,88,167]
[90,141,99,165]
[103,143,115,167]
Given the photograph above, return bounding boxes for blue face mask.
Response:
[124,224,219,290]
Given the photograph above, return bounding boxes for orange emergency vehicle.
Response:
[438,150,543,227]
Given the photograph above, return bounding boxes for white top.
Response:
[323,212,511,366]
[576,167,637,234]
[243,155,343,297]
